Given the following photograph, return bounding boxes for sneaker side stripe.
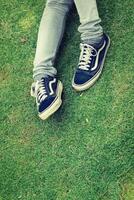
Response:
[49,78,56,95]
[91,40,106,71]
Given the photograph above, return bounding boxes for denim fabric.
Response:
[33,0,103,81]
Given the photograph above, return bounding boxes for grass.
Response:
[0,0,134,199]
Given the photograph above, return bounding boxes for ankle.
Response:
[82,34,104,48]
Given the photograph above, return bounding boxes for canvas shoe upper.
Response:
[72,33,110,91]
[31,76,63,120]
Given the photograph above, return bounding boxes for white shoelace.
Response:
[35,79,48,103]
[78,44,97,71]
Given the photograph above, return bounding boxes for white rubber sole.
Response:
[38,81,63,120]
[72,36,110,92]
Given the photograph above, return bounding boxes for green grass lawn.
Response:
[0,0,134,199]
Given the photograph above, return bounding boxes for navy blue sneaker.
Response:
[72,33,110,91]
[31,76,63,120]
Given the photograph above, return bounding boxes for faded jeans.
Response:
[33,0,103,81]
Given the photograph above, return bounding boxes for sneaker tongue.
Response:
[41,75,49,80]
[91,42,101,49]
[82,37,104,50]
[91,38,104,49]
[40,75,52,84]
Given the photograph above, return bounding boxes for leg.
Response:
[72,1,110,91]
[74,0,103,44]
[33,0,73,81]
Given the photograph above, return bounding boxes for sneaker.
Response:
[72,33,110,91]
[31,76,63,120]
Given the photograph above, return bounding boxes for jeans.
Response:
[33,0,103,81]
